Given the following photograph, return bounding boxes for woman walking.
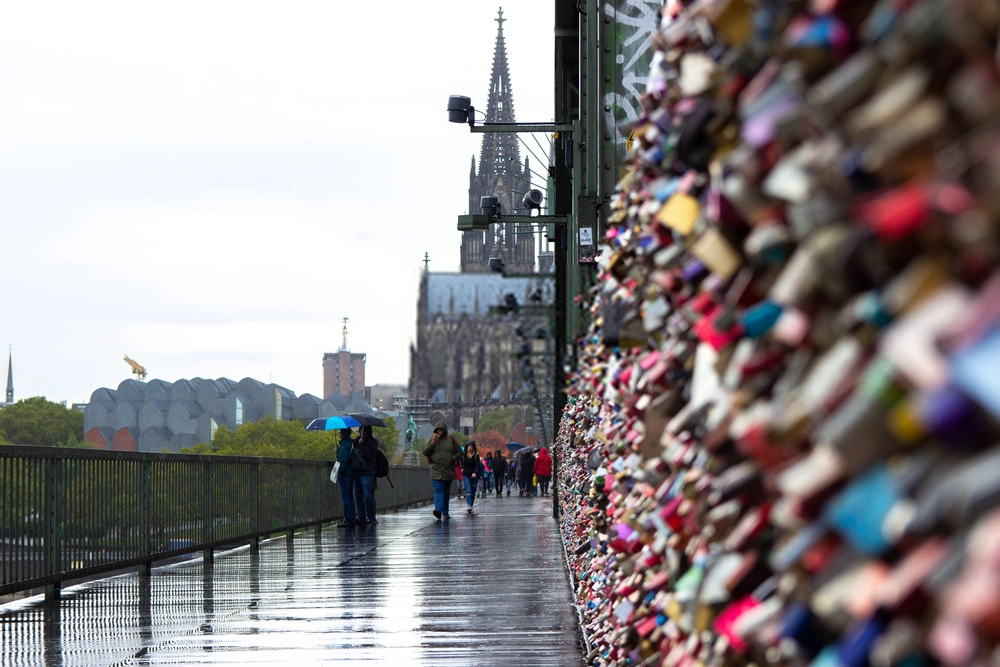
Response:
[423,421,462,521]
[461,442,483,514]
[493,451,508,498]
[534,447,553,496]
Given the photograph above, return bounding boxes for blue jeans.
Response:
[339,473,356,522]
[463,476,479,508]
[355,476,376,522]
[432,479,453,517]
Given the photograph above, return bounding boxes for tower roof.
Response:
[478,7,521,181]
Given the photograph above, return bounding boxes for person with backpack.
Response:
[423,421,462,521]
[351,425,380,525]
[460,441,483,514]
[336,428,358,527]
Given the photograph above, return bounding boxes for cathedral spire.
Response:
[5,349,12,405]
[478,6,521,180]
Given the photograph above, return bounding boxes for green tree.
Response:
[475,407,522,438]
[0,397,86,447]
[373,416,400,460]
[183,416,337,460]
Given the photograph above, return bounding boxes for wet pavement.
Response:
[0,492,585,666]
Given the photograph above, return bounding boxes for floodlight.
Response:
[480,196,499,217]
[523,189,544,211]
[447,95,472,124]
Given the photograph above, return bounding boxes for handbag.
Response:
[330,461,340,484]
[533,474,538,486]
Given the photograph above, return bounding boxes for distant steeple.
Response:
[5,349,12,405]
[460,7,536,274]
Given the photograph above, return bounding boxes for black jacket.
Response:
[461,453,482,479]
[517,454,535,483]
[493,456,508,477]
[351,436,378,477]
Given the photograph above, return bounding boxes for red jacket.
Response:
[534,448,552,476]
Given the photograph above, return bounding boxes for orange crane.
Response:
[123,355,147,381]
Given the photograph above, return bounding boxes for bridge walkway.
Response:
[0,491,584,666]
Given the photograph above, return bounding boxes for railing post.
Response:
[138,456,151,576]
[203,461,214,564]
[44,457,63,601]
[285,463,293,543]
[315,467,322,535]
[250,461,260,556]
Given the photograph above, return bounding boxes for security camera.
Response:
[522,189,544,211]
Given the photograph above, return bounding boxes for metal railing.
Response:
[0,446,432,597]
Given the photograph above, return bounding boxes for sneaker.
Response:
[370,519,379,525]
[433,509,442,520]
[337,520,356,527]
[507,490,510,496]
[467,507,473,514]
[443,514,450,521]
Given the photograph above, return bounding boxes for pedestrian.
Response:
[461,441,483,514]
[336,428,357,527]
[422,421,462,521]
[518,450,536,497]
[454,457,464,499]
[493,451,508,498]
[482,452,493,497]
[535,447,553,496]
[352,425,380,525]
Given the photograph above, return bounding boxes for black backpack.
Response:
[374,448,394,488]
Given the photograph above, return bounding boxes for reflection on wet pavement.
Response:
[0,495,584,666]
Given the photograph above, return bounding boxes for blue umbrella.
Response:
[506,442,528,452]
[306,416,360,431]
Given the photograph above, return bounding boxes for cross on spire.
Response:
[423,252,430,273]
[496,7,504,29]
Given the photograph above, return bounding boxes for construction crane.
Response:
[123,355,147,381]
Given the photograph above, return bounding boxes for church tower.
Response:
[460,8,536,274]
[5,351,12,406]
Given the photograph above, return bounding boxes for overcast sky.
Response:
[0,1,556,405]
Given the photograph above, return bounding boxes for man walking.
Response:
[493,451,508,498]
[423,421,462,521]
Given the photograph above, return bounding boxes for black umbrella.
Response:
[350,413,387,428]
[513,445,541,458]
